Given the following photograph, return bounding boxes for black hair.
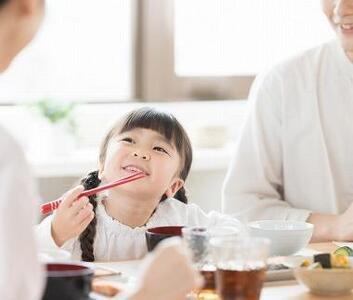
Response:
[78,171,101,262]
[119,107,193,186]
[79,107,193,261]
[0,0,9,6]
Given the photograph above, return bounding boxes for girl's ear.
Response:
[98,163,104,180]
[165,178,184,198]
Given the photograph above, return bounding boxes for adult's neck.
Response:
[103,192,158,228]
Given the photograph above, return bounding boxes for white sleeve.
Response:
[36,215,62,250]
[36,214,78,257]
[222,71,311,222]
[0,131,44,300]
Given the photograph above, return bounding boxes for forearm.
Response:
[306,213,340,242]
[223,190,311,222]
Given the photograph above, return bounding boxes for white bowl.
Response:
[248,220,313,256]
[294,265,353,296]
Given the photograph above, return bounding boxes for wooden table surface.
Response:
[94,243,353,300]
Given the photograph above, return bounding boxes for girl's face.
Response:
[100,127,184,200]
[321,0,353,54]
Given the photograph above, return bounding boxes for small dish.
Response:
[294,265,353,296]
[266,255,309,282]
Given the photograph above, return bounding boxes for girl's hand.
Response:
[51,186,95,247]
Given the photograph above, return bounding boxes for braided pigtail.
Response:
[174,186,188,204]
[78,170,101,261]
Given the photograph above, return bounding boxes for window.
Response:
[139,0,335,100]
[0,0,336,103]
[175,0,334,76]
[0,0,134,104]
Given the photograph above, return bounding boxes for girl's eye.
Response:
[153,146,168,154]
[121,137,134,143]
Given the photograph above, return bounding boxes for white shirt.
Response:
[36,198,241,261]
[223,39,353,223]
[0,126,44,300]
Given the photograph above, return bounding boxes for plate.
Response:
[266,255,309,282]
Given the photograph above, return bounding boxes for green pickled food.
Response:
[333,246,353,257]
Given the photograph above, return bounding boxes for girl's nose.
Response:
[133,151,151,160]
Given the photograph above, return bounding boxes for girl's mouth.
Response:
[122,165,149,176]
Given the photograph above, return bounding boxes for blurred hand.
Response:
[51,186,94,246]
[308,201,353,242]
[130,238,203,300]
[336,202,353,241]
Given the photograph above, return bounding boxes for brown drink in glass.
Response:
[182,226,241,300]
[210,236,270,300]
[197,266,218,299]
[201,268,216,291]
[182,227,218,299]
[216,267,265,300]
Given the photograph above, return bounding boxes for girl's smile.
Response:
[122,164,150,176]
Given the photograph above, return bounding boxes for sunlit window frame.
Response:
[136,0,254,101]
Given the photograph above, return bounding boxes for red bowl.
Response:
[145,226,184,251]
[42,262,94,300]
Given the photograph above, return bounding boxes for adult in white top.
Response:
[36,197,241,261]
[0,128,44,300]
[0,0,45,299]
[223,0,353,242]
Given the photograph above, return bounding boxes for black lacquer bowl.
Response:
[145,226,184,251]
[42,262,94,300]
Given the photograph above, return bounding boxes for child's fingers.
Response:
[74,203,94,225]
[60,185,85,209]
[77,212,95,233]
[70,197,90,216]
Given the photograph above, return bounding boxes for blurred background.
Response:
[0,0,334,212]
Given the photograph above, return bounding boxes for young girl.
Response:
[36,107,241,261]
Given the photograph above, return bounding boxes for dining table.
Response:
[92,243,353,300]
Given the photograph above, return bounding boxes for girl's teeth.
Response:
[126,167,142,173]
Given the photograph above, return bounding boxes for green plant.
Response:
[33,99,77,134]
[35,99,75,123]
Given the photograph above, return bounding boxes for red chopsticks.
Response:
[40,172,146,215]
